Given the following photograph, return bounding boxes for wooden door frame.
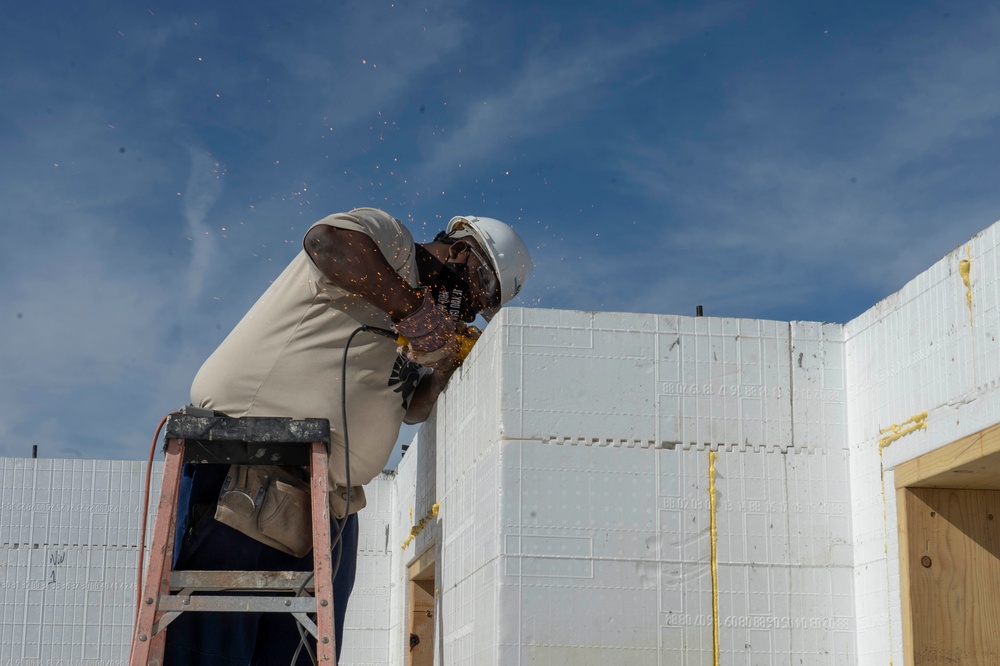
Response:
[895,422,1000,664]
[407,546,437,666]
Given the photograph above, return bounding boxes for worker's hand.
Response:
[449,323,482,365]
[455,322,482,341]
[396,293,459,369]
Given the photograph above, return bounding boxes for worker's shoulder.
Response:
[349,206,396,220]
[309,208,407,233]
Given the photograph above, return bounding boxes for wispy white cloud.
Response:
[181,149,223,303]
[260,1,469,130]
[0,52,201,458]
[0,212,173,457]
[421,4,742,178]
[4,1,998,464]
[613,9,1000,320]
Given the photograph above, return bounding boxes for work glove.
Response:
[451,322,482,365]
[395,292,459,368]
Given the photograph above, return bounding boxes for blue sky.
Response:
[3,0,999,461]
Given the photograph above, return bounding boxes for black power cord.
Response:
[291,325,378,665]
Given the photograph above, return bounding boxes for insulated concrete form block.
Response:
[392,422,453,666]
[498,440,664,666]
[1,458,396,666]
[436,319,506,489]
[882,468,904,666]
[843,219,1000,664]
[682,446,854,661]
[492,440,856,666]
[0,458,158,666]
[666,317,793,451]
[389,431,420,666]
[846,222,1000,472]
[849,465,903,666]
[845,428,907,665]
[340,474,394,666]
[438,432,503,665]
[392,306,855,665]
[973,223,1000,386]
[438,443,501,590]
[1,458,155,551]
[357,474,394,554]
[394,419,440,561]
[843,257,971,430]
[1,545,139,665]
[790,321,847,452]
[497,308,847,454]
[499,309,661,445]
[715,448,853,569]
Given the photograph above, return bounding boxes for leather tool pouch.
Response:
[214,464,313,558]
[331,484,367,520]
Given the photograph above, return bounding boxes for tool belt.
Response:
[214,464,366,558]
[329,483,367,521]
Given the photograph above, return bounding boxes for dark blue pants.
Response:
[163,464,358,665]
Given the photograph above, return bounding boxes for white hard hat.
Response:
[446,215,533,321]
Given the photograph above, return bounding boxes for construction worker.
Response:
[164,208,532,665]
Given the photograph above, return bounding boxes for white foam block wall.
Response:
[844,221,1000,664]
[0,457,395,666]
[390,422,443,665]
[342,475,395,666]
[395,216,1000,664]
[0,458,156,666]
[403,308,855,665]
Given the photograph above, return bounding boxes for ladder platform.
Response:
[164,414,330,465]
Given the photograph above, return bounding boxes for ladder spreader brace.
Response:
[129,413,337,665]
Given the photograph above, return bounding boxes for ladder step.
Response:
[169,570,315,592]
[158,595,318,613]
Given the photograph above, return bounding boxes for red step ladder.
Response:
[129,413,338,665]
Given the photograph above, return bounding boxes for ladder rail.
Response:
[310,440,336,661]
[131,437,184,666]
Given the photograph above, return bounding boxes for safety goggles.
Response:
[466,243,499,306]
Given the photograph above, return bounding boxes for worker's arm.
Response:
[403,323,480,423]
[304,224,422,320]
[305,223,458,368]
[403,363,459,424]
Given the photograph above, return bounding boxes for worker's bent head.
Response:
[441,215,533,321]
